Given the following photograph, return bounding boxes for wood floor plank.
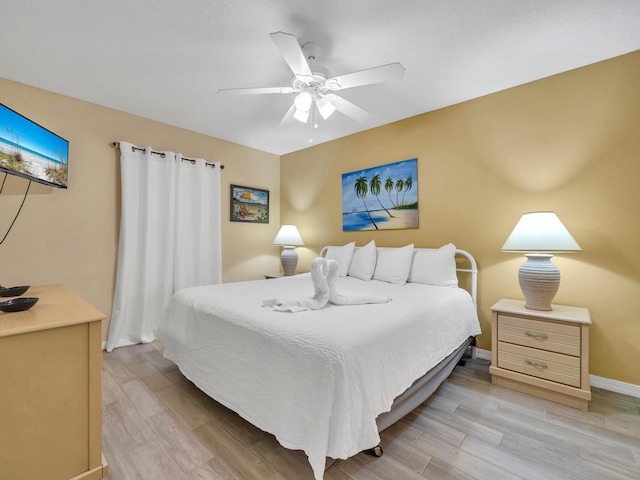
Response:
[103,400,158,450]
[129,438,188,480]
[499,430,630,480]
[411,429,526,480]
[333,451,426,480]
[141,347,179,374]
[146,409,214,472]
[102,366,128,406]
[101,426,145,480]
[455,405,597,480]
[251,438,316,480]
[218,408,276,449]
[421,456,477,480]
[380,416,424,445]
[185,462,232,480]
[102,344,640,480]
[121,378,168,419]
[193,421,289,480]
[323,463,356,480]
[134,361,174,392]
[578,450,640,480]
[418,403,504,447]
[156,384,213,430]
[404,409,466,447]
[103,350,139,384]
[604,412,640,438]
[459,434,563,480]
[379,422,432,473]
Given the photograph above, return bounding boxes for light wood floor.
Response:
[102,343,640,480]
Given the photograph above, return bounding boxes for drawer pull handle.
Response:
[525,359,548,369]
[524,331,548,340]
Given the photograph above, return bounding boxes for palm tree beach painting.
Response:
[342,158,418,231]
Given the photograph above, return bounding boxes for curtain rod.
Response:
[111,142,224,169]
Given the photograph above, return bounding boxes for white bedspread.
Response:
[156,274,481,479]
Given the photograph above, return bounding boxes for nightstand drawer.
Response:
[497,341,581,387]
[497,314,580,356]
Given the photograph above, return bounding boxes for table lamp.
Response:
[502,212,581,311]
[273,225,304,276]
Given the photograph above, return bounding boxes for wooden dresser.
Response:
[0,284,108,479]
[490,298,591,411]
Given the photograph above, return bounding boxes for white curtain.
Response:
[106,142,221,352]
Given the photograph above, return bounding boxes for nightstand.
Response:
[490,298,591,411]
[265,273,302,279]
[264,273,285,279]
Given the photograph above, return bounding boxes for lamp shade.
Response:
[273,225,304,247]
[502,212,581,252]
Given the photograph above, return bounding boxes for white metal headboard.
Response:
[318,246,478,306]
[454,249,478,306]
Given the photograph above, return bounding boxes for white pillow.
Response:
[347,240,377,280]
[324,242,355,277]
[373,244,415,285]
[408,243,458,286]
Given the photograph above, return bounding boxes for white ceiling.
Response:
[2,1,639,155]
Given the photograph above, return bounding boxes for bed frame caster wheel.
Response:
[368,444,383,457]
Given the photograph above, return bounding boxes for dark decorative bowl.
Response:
[0,285,30,297]
[0,297,39,312]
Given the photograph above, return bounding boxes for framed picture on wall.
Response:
[342,158,418,231]
[230,184,269,223]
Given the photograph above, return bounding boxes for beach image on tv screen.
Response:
[0,103,69,188]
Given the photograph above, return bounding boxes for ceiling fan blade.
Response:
[326,62,405,90]
[279,103,297,126]
[270,31,313,82]
[329,94,371,122]
[218,86,295,95]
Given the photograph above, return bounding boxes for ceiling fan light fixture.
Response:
[294,92,313,112]
[316,95,336,120]
[221,32,405,128]
[293,107,310,123]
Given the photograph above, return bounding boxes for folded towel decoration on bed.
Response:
[263,257,331,312]
[263,257,392,312]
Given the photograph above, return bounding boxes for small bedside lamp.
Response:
[273,225,304,276]
[502,212,581,311]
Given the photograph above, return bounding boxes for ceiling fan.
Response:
[218,31,405,126]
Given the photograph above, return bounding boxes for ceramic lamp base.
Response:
[518,254,560,311]
[280,246,298,276]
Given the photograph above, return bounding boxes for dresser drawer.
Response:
[497,341,581,387]
[497,314,581,356]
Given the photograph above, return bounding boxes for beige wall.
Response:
[0,78,281,340]
[280,51,640,386]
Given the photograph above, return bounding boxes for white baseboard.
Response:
[473,347,492,362]
[590,375,640,399]
[472,348,640,399]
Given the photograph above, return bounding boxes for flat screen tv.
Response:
[0,102,68,189]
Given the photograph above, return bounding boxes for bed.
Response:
[156,242,481,480]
